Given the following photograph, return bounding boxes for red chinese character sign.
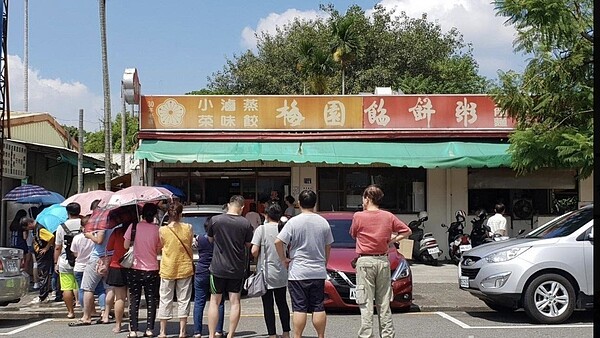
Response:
[362,95,514,129]
[140,94,514,131]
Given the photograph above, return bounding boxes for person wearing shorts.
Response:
[207,195,253,338]
[71,225,115,327]
[70,230,106,318]
[275,190,333,338]
[106,224,129,334]
[53,202,83,319]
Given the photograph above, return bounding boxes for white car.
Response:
[458,204,593,324]
[0,247,29,306]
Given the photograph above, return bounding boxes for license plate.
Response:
[349,288,356,300]
[459,244,472,252]
[6,260,18,272]
[459,276,469,288]
[427,247,440,255]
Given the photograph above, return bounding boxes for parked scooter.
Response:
[469,208,491,247]
[408,211,442,265]
[441,210,472,264]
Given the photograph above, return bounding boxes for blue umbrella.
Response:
[4,184,51,200]
[155,184,186,198]
[16,191,65,205]
[35,204,68,233]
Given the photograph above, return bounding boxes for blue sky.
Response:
[6,0,528,131]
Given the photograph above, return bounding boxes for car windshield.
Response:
[328,219,356,248]
[525,207,593,239]
[181,214,212,236]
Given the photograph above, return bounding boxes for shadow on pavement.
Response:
[464,309,594,324]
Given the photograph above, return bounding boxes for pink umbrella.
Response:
[61,190,115,216]
[106,185,173,208]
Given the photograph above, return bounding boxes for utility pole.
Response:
[78,109,83,193]
[23,0,28,112]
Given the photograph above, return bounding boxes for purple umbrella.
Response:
[3,184,52,201]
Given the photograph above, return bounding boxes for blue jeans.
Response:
[194,274,224,335]
[74,271,106,310]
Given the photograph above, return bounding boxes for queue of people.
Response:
[12,186,416,338]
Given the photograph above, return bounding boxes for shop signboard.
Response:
[140,95,363,130]
[2,141,27,179]
[362,95,514,129]
[140,94,514,131]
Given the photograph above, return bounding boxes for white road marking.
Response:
[0,318,53,336]
[435,311,593,329]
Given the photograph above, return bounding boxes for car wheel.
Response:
[523,273,575,324]
[484,300,515,313]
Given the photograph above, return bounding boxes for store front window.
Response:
[467,168,578,217]
[318,167,426,213]
[155,168,291,207]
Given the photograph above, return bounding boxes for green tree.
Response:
[492,0,593,178]
[83,113,138,153]
[204,5,488,95]
[329,10,360,95]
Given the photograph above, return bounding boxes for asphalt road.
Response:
[0,310,593,337]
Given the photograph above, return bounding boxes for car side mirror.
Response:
[588,228,593,241]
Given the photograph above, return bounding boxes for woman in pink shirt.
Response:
[124,203,161,338]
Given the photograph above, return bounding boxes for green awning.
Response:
[135,140,511,168]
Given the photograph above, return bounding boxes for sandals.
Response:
[68,320,92,327]
[127,332,139,338]
[143,330,155,337]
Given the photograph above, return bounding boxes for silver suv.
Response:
[458,204,593,324]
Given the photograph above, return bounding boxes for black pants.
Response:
[261,287,291,335]
[126,269,160,331]
[36,251,53,301]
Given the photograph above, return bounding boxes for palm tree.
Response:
[296,40,334,95]
[99,0,112,190]
[330,16,359,95]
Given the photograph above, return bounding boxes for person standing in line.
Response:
[106,223,130,334]
[22,217,55,303]
[244,202,262,230]
[207,195,254,338]
[9,210,30,278]
[283,195,296,218]
[350,185,412,338]
[70,224,115,326]
[192,217,225,338]
[251,203,290,338]
[157,201,194,338]
[124,203,162,338]
[274,190,333,338]
[70,219,106,319]
[487,203,508,237]
[53,202,83,319]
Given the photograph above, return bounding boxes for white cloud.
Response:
[242,0,528,79]
[8,54,105,131]
[241,9,325,51]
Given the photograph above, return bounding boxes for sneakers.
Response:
[28,296,49,304]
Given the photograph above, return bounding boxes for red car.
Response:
[320,212,413,311]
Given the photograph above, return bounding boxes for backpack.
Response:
[60,223,81,267]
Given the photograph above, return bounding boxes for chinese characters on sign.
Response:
[140,95,513,130]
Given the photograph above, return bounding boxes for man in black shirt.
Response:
[207,195,253,338]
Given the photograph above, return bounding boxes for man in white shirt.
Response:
[53,203,83,319]
[487,203,507,237]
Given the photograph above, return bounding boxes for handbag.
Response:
[96,253,111,277]
[244,225,268,297]
[119,223,137,268]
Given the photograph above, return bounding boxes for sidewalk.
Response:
[0,262,487,320]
